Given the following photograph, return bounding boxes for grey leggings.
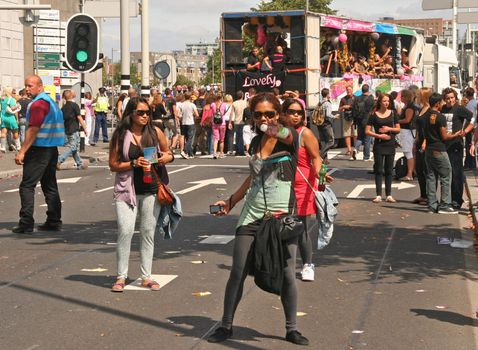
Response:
[221,232,299,332]
[298,216,313,265]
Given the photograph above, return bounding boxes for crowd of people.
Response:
[337,82,477,214]
[6,71,478,345]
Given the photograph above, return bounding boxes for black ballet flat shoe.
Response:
[11,225,33,234]
[286,330,309,346]
[207,327,232,343]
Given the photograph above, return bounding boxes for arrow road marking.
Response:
[347,182,415,199]
[176,177,227,195]
[3,177,82,193]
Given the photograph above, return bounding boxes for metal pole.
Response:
[79,0,86,153]
[120,0,130,94]
[452,0,457,54]
[305,0,309,12]
[140,0,150,97]
[212,54,214,84]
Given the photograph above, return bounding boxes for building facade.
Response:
[380,17,453,47]
[174,53,208,83]
[0,0,24,89]
[185,41,218,56]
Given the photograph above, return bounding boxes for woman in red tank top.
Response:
[282,98,325,282]
[282,99,322,281]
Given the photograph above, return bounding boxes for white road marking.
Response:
[57,177,81,184]
[347,182,416,198]
[199,235,235,244]
[123,274,178,291]
[176,177,227,195]
[168,165,196,174]
[94,186,114,193]
[39,200,64,207]
[3,177,82,193]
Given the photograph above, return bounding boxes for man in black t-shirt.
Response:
[163,88,179,147]
[246,47,261,72]
[352,84,375,161]
[440,88,474,209]
[424,93,464,214]
[193,88,207,154]
[17,89,31,144]
[57,90,88,170]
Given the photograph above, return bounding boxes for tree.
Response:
[252,0,336,14]
[175,74,195,87]
[200,48,222,86]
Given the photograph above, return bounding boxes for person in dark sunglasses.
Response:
[282,98,333,282]
[109,97,174,292]
[208,93,309,346]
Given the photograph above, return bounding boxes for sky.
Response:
[101,0,454,59]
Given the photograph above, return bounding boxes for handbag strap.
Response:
[296,166,317,192]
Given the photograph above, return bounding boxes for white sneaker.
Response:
[301,264,315,281]
[180,151,189,159]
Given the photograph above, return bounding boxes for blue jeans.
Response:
[58,132,82,166]
[19,118,26,143]
[182,124,196,156]
[425,149,452,211]
[207,128,214,155]
[355,122,371,159]
[94,112,108,143]
[234,124,245,155]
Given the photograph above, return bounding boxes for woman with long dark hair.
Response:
[109,97,174,292]
[366,93,400,203]
[282,98,331,282]
[208,92,309,346]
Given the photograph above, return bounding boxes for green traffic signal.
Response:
[76,50,88,62]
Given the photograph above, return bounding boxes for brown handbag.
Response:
[151,165,174,205]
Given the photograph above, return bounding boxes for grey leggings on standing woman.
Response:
[116,194,160,280]
[221,232,299,332]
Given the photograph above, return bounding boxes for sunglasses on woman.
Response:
[253,111,276,119]
[285,108,304,116]
[134,109,150,117]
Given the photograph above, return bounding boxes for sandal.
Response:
[399,176,413,181]
[141,279,160,291]
[111,278,126,292]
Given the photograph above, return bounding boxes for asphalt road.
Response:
[0,152,477,350]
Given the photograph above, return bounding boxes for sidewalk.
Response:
[0,143,110,179]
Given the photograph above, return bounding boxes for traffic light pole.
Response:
[79,73,86,152]
[140,0,150,97]
[120,0,130,94]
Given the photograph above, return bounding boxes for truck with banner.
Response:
[220,10,459,125]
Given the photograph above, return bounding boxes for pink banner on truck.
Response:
[345,20,374,32]
[321,16,343,30]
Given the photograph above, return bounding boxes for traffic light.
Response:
[65,14,99,73]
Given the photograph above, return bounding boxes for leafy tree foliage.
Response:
[252,0,336,14]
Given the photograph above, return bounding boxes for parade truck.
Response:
[220,10,460,138]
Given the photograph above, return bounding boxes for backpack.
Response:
[311,102,325,126]
[243,106,252,124]
[253,217,285,295]
[213,103,226,125]
[394,156,408,180]
[213,109,223,125]
[353,94,373,124]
